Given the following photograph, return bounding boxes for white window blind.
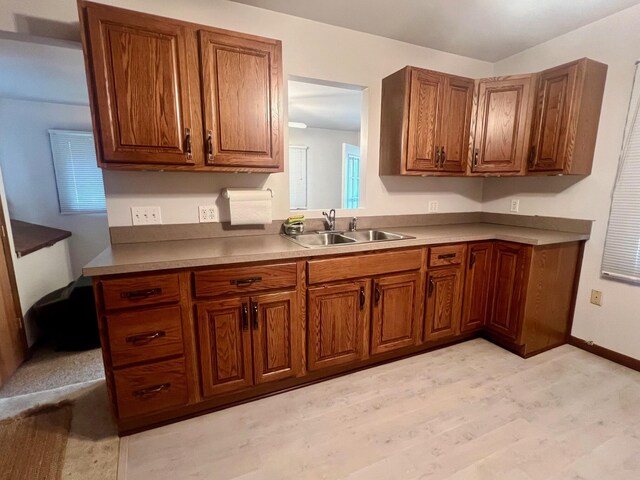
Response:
[48,130,106,214]
[602,62,640,283]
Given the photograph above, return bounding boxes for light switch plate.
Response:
[198,205,218,223]
[428,201,439,213]
[510,199,520,213]
[131,206,162,225]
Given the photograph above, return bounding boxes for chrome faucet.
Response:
[322,209,336,231]
[349,217,358,232]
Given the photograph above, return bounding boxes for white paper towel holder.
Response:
[221,188,273,199]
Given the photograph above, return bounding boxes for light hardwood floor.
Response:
[119,339,640,479]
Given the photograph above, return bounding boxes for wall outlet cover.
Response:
[590,289,603,306]
[510,199,520,213]
[428,201,439,213]
[198,205,218,223]
[131,206,162,226]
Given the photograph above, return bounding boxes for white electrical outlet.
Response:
[510,199,520,213]
[131,206,162,226]
[428,201,439,213]
[198,205,218,223]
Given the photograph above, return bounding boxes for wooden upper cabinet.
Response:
[380,66,472,176]
[81,2,199,166]
[528,58,607,175]
[78,1,283,172]
[486,242,530,340]
[307,281,369,371]
[251,291,300,384]
[471,75,535,175]
[197,298,253,397]
[439,75,474,173]
[461,242,493,332]
[370,273,422,355]
[199,30,283,171]
[406,69,443,172]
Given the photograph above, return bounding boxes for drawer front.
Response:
[107,306,184,367]
[101,274,181,310]
[114,357,188,419]
[428,244,467,268]
[307,249,422,285]
[193,263,297,298]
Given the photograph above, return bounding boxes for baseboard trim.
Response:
[568,336,640,372]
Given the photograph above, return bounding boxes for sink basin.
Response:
[342,230,411,242]
[286,232,356,247]
[284,229,414,248]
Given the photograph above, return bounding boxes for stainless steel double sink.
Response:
[284,229,415,248]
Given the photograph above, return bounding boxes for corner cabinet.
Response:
[380,58,606,177]
[78,1,283,172]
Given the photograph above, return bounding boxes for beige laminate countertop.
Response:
[83,223,589,277]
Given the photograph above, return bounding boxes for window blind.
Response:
[601,62,640,282]
[48,130,106,214]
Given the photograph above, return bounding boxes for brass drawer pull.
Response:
[120,288,162,299]
[359,286,365,310]
[125,331,166,346]
[428,277,435,297]
[133,383,170,398]
[437,253,457,260]
[206,129,213,160]
[231,277,262,286]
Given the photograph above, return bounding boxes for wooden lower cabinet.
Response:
[197,290,299,397]
[461,242,493,332]
[307,281,370,371]
[370,272,422,355]
[424,267,464,341]
[486,242,530,340]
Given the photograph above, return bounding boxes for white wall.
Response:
[0,98,109,277]
[289,127,360,210]
[0,0,492,226]
[483,4,640,359]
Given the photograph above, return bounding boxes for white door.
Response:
[289,145,308,210]
[342,143,360,209]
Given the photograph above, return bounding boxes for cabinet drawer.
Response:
[107,306,184,367]
[193,263,297,298]
[114,357,188,419]
[307,249,422,285]
[428,244,466,268]
[100,274,181,310]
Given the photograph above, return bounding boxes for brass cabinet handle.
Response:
[120,288,162,299]
[374,284,381,305]
[440,146,446,167]
[428,277,435,297]
[241,303,249,330]
[469,252,476,270]
[251,302,259,330]
[437,253,456,260]
[125,331,166,346]
[133,383,170,398]
[185,128,192,159]
[473,149,479,168]
[359,286,365,310]
[435,146,441,167]
[206,129,213,161]
[231,277,262,286]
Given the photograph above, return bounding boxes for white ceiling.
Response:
[288,80,362,131]
[230,0,640,61]
[0,33,88,105]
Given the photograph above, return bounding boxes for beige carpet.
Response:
[0,402,72,479]
[0,379,119,479]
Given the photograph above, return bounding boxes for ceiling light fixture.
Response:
[288,122,307,129]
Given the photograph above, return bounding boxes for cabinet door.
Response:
[307,281,369,371]
[199,30,282,170]
[461,242,493,332]
[251,291,300,385]
[439,75,474,173]
[371,272,421,355]
[472,76,534,174]
[197,298,253,397]
[425,267,463,341]
[406,69,444,172]
[529,63,579,172]
[487,243,529,340]
[83,4,199,165]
